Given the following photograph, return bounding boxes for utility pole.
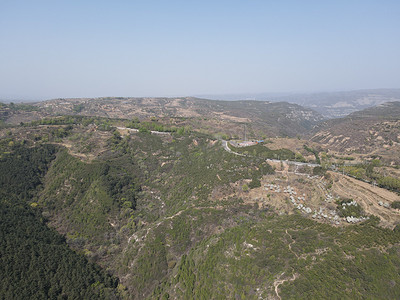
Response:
[243,124,246,141]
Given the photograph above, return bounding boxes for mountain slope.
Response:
[32,97,323,138]
[278,89,400,118]
[0,144,119,299]
[200,89,400,118]
[310,101,400,162]
[349,101,400,119]
[2,114,400,299]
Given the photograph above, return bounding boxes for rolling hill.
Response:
[310,101,400,163]
[1,114,400,299]
[30,97,323,138]
[2,97,400,299]
[200,89,400,118]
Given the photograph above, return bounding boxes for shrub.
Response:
[391,201,400,210]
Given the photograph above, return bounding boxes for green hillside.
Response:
[0,144,119,299]
[1,118,400,299]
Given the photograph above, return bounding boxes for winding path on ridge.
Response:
[285,229,299,259]
[221,140,319,167]
[273,272,298,300]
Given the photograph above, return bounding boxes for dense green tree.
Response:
[0,144,119,299]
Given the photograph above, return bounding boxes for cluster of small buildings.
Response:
[232,140,264,147]
[325,193,334,203]
[317,181,334,203]
[263,181,372,226]
[295,203,313,214]
[340,200,370,223]
[378,201,390,208]
[341,200,358,209]
[284,185,297,195]
[265,183,314,215]
[237,141,258,147]
[284,186,314,214]
[312,208,341,225]
[265,183,281,193]
[345,216,370,223]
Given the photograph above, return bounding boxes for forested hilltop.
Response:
[1,111,400,299]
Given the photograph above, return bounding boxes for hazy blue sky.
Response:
[1,0,399,100]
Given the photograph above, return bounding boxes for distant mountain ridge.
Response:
[197,89,400,119]
[349,101,400,119]
[310,101,400,159]
[32,97,323,137]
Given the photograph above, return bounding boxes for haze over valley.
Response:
[1,1,400,299]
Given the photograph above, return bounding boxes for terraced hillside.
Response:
[2,117,400,299]
[310,102,400,164]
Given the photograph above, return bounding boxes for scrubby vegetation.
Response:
[313,166,327,176]
[341,159,400,193]
[27,115,117,130]
[303,144,321,164]
[151,214,400,299]
[390,201,400,209]
[0,144,119,299]
[1,118,400,299]
[127,118,189,135]
[336,198,364,218]
[0,201,119,299]
[377,176,400,193]
[228,142,296,160]
[40,149,140,240]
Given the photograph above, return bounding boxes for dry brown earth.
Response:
[235,162,400,228]
[331,172,400,228]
